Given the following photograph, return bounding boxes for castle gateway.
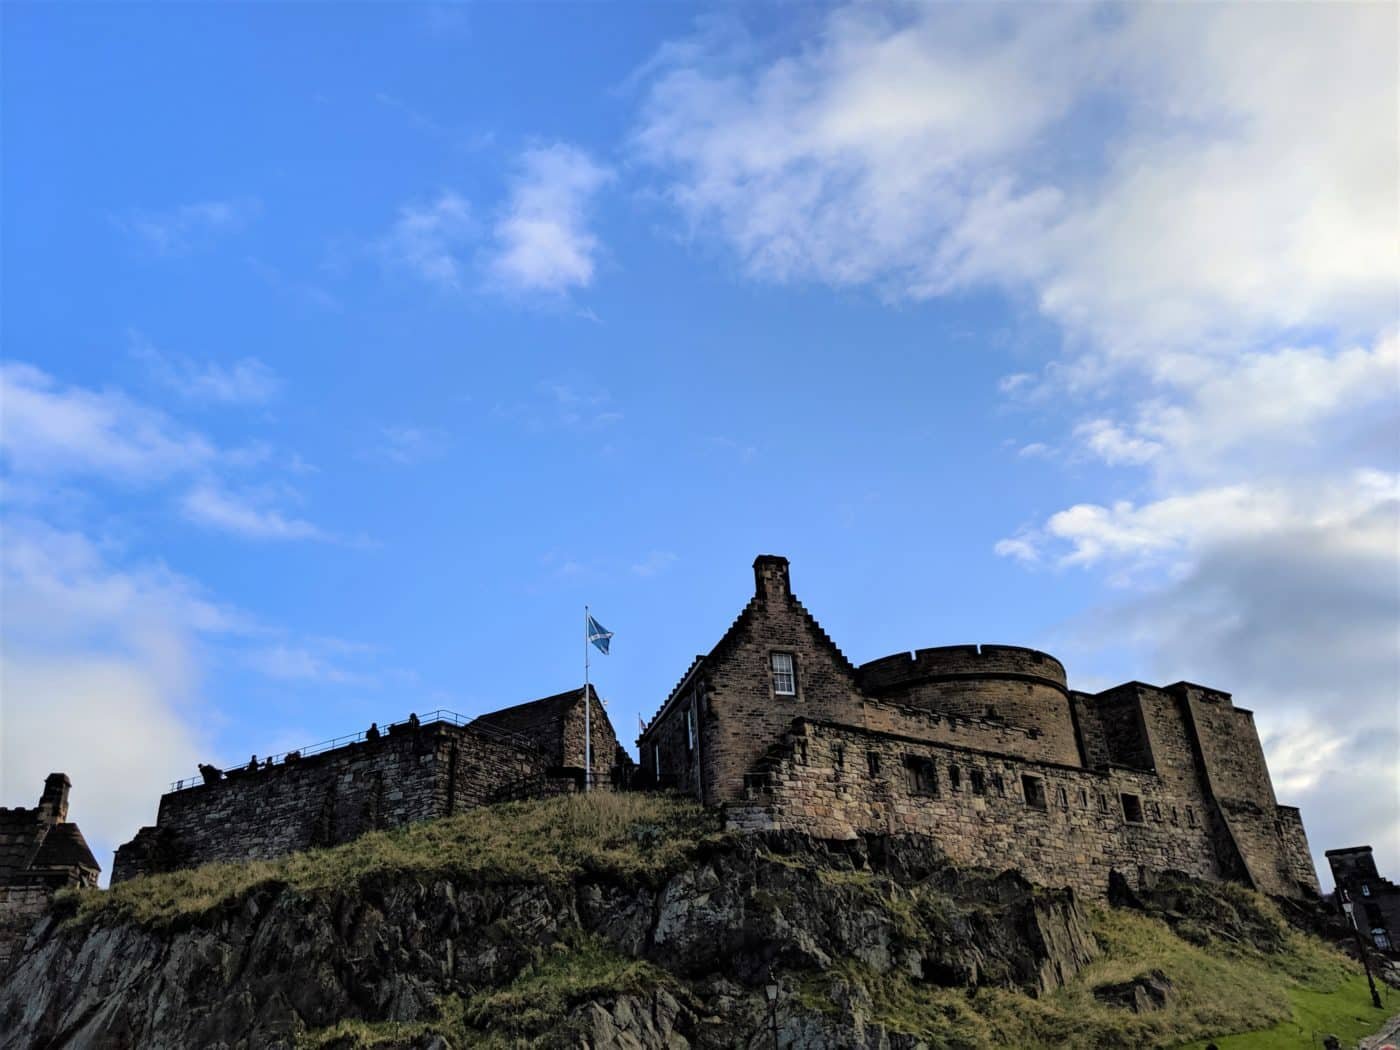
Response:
[637,555,1319,901]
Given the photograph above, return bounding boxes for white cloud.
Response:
[637,5,1397,359]
[0,361,215,481]
[1073,419,1160,467]
[180,484,328,542]
[0,520,229,882]
[489,144,612,294]
[113,197,260,254]
[130,331,281,406]
[380,191,474,289]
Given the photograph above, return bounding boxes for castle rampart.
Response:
[727,718,1223,902]
[858,645,1080,766]
[114,690,626,884]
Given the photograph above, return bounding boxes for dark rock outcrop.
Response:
[0,833,1098,1049]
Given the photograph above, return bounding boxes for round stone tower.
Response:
[857,644,1082,766]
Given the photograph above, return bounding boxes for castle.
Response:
[50,553,1319,909]
[0,775,100,972]
[636,555,1319,901]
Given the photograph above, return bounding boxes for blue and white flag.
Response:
[587,614,613,655]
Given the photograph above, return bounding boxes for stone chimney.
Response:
[752,555,791,603]
[38,772,71,825]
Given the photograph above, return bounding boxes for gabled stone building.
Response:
[1327,845,1400,955]
[637,555,1319,901]
[0,774,99,972]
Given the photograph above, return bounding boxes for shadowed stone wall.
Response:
[114,721,542,883]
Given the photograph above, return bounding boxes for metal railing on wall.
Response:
[167,709,539,792]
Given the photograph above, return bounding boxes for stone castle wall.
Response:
[858,646,1081,767]
[0,884,52,974]
[114,722,540,883]
[726,719,1224,901]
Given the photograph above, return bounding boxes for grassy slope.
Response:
[61,793,725,928]
[58,795,1395,1048]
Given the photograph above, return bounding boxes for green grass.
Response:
[60,793,723,928]
[1176,975,1394,1049]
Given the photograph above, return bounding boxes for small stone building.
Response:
[638,555,1320,901]
[113,686,623,883]
[0,774,100,973]
[1327,845,1400,955]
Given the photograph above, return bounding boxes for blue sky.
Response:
[3,3,1396,886]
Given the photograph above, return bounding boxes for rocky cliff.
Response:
[0,795,1376,1049]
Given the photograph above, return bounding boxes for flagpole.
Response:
[584,604,592,793]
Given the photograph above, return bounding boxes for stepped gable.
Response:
[643,554,858,735]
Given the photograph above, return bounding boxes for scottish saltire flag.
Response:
[588,614,613,655]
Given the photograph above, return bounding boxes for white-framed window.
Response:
[771,651,796,695]
[686,707,695,752]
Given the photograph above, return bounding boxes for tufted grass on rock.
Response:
[296,933,677,1049]
[59,792,723,929]
[795,892,1387,1050]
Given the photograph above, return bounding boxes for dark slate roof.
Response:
[30,823,100,874]
[472,686,597,763]
[0,808,42,877]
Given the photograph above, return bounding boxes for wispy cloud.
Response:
[112,197,260,254]
[180,484,329,542]
[379,191,474,290]
[547,383,623,429]
[130,331,280,406]
[243,643,377,686]
[630,550,677,577]
[0,361,215,481]
[489,144,612,295]
[2,360,334,544]
[371,425,450,465]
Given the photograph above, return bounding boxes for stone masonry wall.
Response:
[0,884,50,975]
[559,691,622,782]
[1180,688,1317,895]
[114,723,540,882]
[1277,807,1319,893]
[727,719,1224,901]
[858,646,1081,767]
[647,681,702,796]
